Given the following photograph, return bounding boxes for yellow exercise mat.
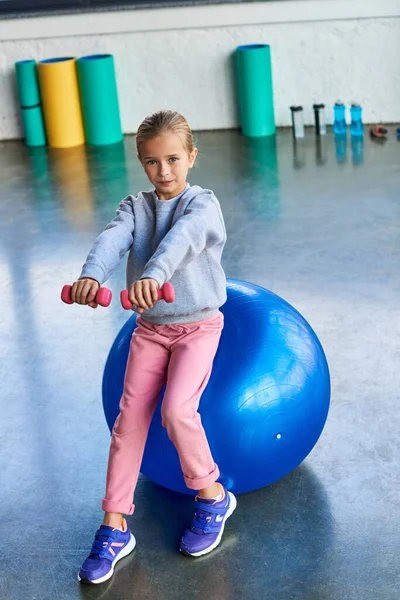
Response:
[38,57,85,148]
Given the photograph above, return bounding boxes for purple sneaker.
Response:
[180,485,237,557]
[78,519,136,584]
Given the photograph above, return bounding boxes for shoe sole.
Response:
[180,491,237,558]
[78,533,136,585]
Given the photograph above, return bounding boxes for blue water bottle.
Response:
[350,104,364,137]
[333,102,346,135]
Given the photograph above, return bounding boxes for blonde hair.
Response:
[136,110,195,157]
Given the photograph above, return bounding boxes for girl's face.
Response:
[139,133,198,200]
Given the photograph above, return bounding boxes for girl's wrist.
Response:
[80,276,100,285]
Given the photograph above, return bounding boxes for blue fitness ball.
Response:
[102,279,330,495]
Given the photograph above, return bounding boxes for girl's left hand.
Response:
[128,278,159,314]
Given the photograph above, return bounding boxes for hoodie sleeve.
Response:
[79,196,135,285]
[141,192,226,287]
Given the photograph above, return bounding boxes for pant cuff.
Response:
[184,464,220,491]
[102,498,135,516]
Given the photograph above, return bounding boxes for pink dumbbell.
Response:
[61,284,112,307]
[120,282,175,310]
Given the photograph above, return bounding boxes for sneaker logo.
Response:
[215,514,225,522]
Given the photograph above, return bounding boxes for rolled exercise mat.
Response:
[38,57,85,148]
[76,54,123,146]
[236,44,276,138]
[15,59,41,108]
[21,106,47,147]
[15,60,47,147]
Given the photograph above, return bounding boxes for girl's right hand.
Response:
[71,278,100,309]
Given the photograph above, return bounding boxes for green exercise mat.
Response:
[76,54,123,146]
[15,60,41,108]
[21,105,46,147]
[236,44,276,138]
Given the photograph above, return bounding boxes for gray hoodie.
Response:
[79,184,227,324]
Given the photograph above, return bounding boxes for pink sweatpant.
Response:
[102,311,224,515]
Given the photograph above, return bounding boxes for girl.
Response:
[73,110,236,585]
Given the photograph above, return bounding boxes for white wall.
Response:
[1,0,400,140]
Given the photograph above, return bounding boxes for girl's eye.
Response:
[169,157,178,163]
[147,160,157,165]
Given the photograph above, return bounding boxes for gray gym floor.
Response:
[1,128,399,600]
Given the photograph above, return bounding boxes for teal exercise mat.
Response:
[15,60,41,108]
[21,105,47,147]
[76,54,123,146]
[236,44,276,138]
